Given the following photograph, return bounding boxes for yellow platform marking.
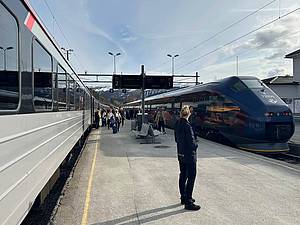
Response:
[239,147,289,153]
[81,130,99,225]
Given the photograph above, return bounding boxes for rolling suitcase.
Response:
[112,123,118,134]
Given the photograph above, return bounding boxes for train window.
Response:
[182,102,198,107]
[174,103,181,108]
[85,92,89,110]
[231,80,247,92]
[241,79,264,89]
[74,83,81,110]
[33,40,52,110]
[165,103,172,109]
[68,75,75,110]
[0,3,19,110]
[57,65,67,110]
[79,88,85,110]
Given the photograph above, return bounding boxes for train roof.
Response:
[125,81,219,106]
[125,76,260,106]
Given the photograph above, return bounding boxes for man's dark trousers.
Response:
[179,160,196,202]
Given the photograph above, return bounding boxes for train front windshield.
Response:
[241,79,264,89]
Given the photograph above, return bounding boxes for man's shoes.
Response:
[181,198,195,205]
[185,203,201,211]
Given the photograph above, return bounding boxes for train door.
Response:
[91,97,94,124]
[82,91,85,131]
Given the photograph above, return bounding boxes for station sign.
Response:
[112,74,173,89]
[145,76,173,89]
[112,75,141,89]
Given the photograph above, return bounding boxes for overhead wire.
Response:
[43,0,87,72]
[180,0,278,57]
[175,26,300,83]
[153,0,279,71]
[175,7,300,73]
[175,49,252,83]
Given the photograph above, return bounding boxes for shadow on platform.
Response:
[91,203,187,225]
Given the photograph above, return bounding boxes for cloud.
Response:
[76,0,126,54]
[221,13,300,60]
[120,25,138,43]
[266,67,287,77]
[250,29,288,49]
[265,51,284,60]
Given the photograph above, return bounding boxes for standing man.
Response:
[174,105,200,211]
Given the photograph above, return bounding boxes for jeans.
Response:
[158,121,165,132]
[179,161,197,203]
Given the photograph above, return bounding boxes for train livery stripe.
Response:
[239,147,289,153]
[24,12,35,31]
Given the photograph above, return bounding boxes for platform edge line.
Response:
[81,130,99,225]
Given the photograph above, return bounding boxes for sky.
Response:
[28,0,300,87]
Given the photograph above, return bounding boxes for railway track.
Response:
[262,152,300,165]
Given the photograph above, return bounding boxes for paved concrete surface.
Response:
[52,122,300,225]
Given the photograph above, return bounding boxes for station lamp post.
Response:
[167,54,179,76]
[108,52,121,75]
[0,46,14,71]
[61,47,73,61]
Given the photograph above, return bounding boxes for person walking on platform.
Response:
[94,108,100,129]
[107,108,113,130]
[101,110,107,127]
[174,105,200,211]
[115,109,121,132]
[111,111,118,134]
[120,108,125,127]
[155,107,166,134]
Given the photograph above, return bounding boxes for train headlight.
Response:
[282,111,292,116]
[264,112,274,117]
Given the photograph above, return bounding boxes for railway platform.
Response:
[51,122,300,225]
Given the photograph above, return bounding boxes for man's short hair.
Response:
[180,105,190,118]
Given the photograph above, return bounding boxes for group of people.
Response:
[154,106,197,138]
[94,107,125,134]
[94,104,200,211]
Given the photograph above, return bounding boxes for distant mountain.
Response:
[96,86,188,106]
[98,89,141,106]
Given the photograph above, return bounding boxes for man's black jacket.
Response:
[174,118,198,163]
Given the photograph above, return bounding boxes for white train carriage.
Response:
[0,0,104,224]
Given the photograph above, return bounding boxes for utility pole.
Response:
[61,47,73,61]
[0,46,14,70]
[236,56,239,76]
[167,54,179,77]
[141,65,145,124]
[108,52,121,74]
[195,72,199,85]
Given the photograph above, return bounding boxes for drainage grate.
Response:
[154,145,170,149]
